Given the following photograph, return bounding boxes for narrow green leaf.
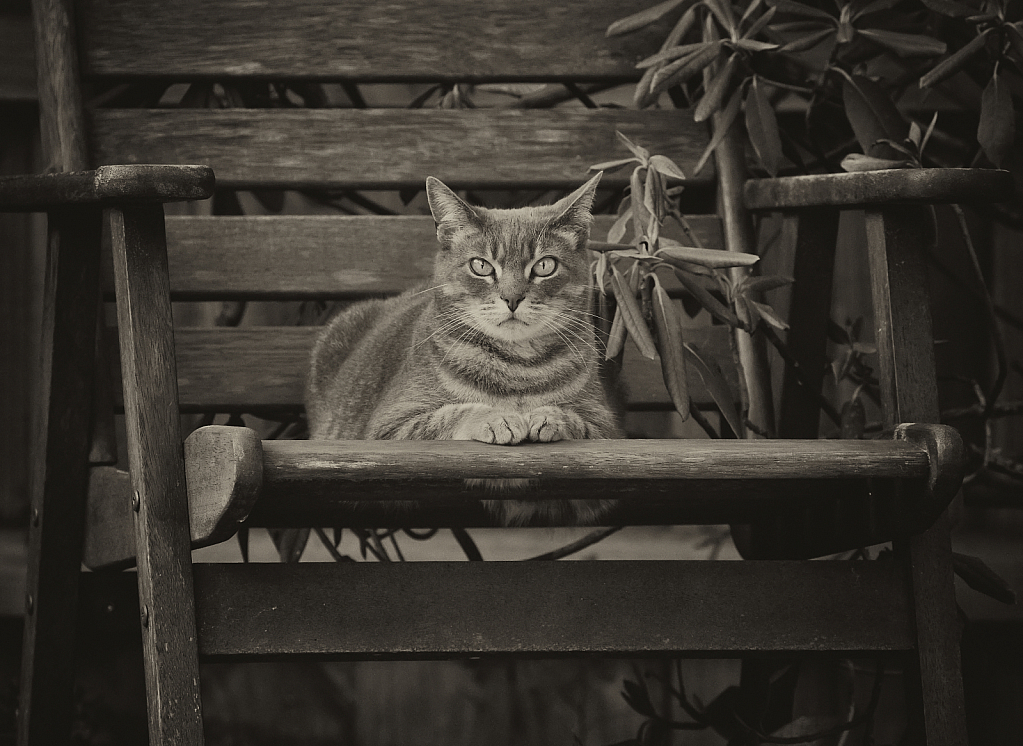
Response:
[978,69,1016,168]
[704,0,737,32]
[594,250,608,296]
[840,153,912,171]
[746,76,784,176]
[920,0,977,16]
[732,38,780,51]
[1008,24,1023,63]
[751,299,789,329]
[631,168,651,241]
[741,6,779,40]
[638,41,709,68]
[650,42,723,94]
[743,274,793,293]
[851,0,900,19]
[644,166,661,221]
[919,30,990,88]
[611,268,658,359]
[695,54,738,122]
[606,0,690,36]
[651,280,691,420]
[765,0,837,22]
[673,269,741,326]
[920,111,939,154]
[649,154,688,180]
[616,130,650,161]
[858,29,946,58]
[769,20,832,31]
[739,0,764,28]
[953,552,1017,604]
[684,342,743,437]
[658,244,760,268]
[590,157,640,172]
[607,207,633,244]
[694,83,744,175]
[633,64,660,109]
[664,5,701,47]
[780,27,836,52]
[909,120,922,148]
[842,74,908,159]
[605,306,627,359]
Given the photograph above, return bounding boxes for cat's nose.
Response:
[502,294,524,312]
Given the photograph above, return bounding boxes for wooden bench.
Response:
[3,0,1012,743]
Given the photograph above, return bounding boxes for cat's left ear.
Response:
[549,172,602,243]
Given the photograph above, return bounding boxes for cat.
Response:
[304,173,624,525]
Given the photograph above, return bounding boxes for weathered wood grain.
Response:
[866,205,966,746]
[108,205,205,744]
[192,561,914,658]
[744,168,1014,210]
[78,0,669,81]
[89,109,713,190]
[18,207,101,746]
[104,325,735,411]
[0,165,214,211]
[85,429,263,571]
[97,214,725,300]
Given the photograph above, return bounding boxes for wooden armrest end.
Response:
[744,168,1013,211]
[0,164,214,212]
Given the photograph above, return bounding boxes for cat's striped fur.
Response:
[305,174,624,525]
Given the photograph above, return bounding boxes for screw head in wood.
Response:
[141,604,149,628]
[132,490,141,512]
[31,508,39,527]
[25,594,33,615]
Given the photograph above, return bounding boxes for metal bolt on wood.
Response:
[132,490,141,512]
[31,508,39,527]
[26,594,33,615]
[141,605,149,628]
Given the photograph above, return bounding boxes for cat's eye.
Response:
[532,257,558,278]
[469,258,495,277]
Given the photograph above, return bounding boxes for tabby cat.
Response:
[305,173,624,525]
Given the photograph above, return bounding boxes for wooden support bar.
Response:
[108,205,205,744]
[866,205,966,746]
[744,168,1014,211]
[0,165,214,212]
[18,207,102,746]
[190,561,915,659]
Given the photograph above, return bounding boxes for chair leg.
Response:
[109,204,205,744]
[18,207,102,746]
[866,205,967,746]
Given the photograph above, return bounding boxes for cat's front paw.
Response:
[456,412,530,445]
[526,407,586,442]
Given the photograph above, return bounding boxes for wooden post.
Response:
[865,204,966,746]
[108,204,205,744]
[19,2,94,743]
[18,206,102,746]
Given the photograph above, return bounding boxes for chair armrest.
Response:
[0,164,214,212]
[744,168,1013,211]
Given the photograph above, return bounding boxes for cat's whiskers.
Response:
[406,282,452,298]
[413,309,469,350]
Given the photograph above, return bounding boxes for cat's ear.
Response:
[426,176,482,243]
[548,172,602,241]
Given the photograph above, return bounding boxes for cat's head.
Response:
[425,173,602,344]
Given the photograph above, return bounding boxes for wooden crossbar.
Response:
[189,561,915,659]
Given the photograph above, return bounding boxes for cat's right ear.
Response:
[426,177,481,244]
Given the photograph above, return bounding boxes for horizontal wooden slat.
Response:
[107,325,737,411]
[79,0,669,81]
[98,215,725,299]
[89,109,713,190]
[192,561,914,659]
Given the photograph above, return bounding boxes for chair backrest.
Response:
[18,1,982,745]
[74,0,751,443]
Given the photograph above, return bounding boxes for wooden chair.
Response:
[3,0,1011,743]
